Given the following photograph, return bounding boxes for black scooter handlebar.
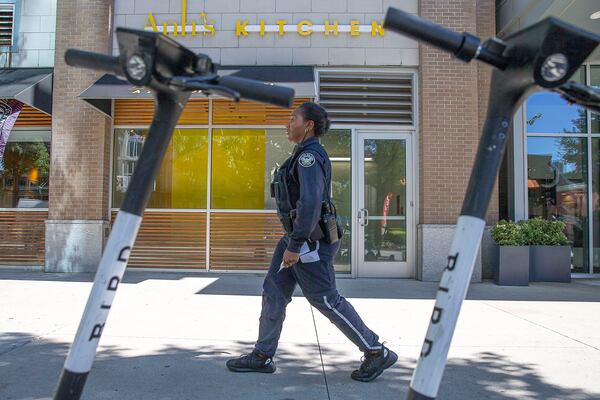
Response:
[218,75,295,108]
[64,49,295,108]
[383,7,508,68]
[65,49,123,77]
[384,7,466,56]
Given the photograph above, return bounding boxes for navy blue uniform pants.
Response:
[254,236,382,357]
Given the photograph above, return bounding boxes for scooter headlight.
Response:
[126,55,148,81]
[541,53,569,82]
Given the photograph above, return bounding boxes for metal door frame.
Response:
[353,130,415,278]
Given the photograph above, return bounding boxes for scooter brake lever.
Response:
[555,81,600,114]
[166,76,241,101]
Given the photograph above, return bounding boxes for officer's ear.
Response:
[305,119,315,133]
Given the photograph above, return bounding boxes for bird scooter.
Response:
[53,27,295,400]
[383,7,600,400]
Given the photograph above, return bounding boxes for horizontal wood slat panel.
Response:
[111,211,206,269]
[14,105,51,127]
[212,98,309,125]
[210,212,283,270]
[0,211,47,265]
[115,99,210,125]
[115,98,310,126]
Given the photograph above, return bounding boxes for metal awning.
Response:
[0,68,53,115]
[79,66,316,117]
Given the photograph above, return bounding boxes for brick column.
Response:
[46,0,114,272]
[417,0,495,281]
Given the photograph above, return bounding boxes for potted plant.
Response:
[522,218,571,283]
[491,220,529,286]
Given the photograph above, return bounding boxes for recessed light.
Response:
[591,11,600,19]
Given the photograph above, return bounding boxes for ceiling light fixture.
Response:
[590,11,600,20]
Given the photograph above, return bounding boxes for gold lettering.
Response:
[145,13,159,33]
[200,13,215,36]
[371,20,384,36]
[297,20,313,36]
[276,20,287,36]
[324,20,339,36]
[350,20,360,36]
[181,0,187,36]
[260,20,265,37]
[236,20,249,37]
[204,22,215,36]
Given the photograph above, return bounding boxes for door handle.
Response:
[358,208,369,227]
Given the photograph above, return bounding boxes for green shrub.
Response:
[491,220,526,246]
[521,217,568,246]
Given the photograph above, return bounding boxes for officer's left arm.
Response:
[287,152,325,253]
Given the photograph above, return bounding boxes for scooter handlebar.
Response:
[65,49,295,108]
[219,75,295,108]
[384,7,467,55]
[65,49,123,77]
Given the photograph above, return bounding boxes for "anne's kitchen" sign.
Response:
[144,0,386,38]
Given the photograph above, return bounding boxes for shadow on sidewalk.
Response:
[1,332,598,400]
[2,269,600,302]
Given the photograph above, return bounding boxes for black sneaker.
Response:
[226,350,276,373]
[350,345,398,382]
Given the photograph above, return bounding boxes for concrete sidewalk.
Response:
[1,270,600,399]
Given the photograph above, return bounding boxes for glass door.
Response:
[356,132,413,278]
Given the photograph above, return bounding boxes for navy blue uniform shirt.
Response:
[286,137,330,253]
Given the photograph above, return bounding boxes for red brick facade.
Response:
[50,0,113,221]
[419,0,497,225]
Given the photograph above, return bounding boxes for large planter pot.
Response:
[529,245,571,282]
[493,245,529,286]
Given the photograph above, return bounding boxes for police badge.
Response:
[298,152,315,167]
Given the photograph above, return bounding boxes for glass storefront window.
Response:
[211,129,292,210]
[0,130,50,208]
[112,126,353,272]
[527,137,588,272]
[526,67,587,133]
[321,129,352,272]
[592,139,600,273]
[591,66,600,134]
[112,128,209,209]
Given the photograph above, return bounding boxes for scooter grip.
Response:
[384,7,467,56]
[65,49,123,76]
[219,75,295,108]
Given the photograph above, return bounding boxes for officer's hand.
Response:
[283,249,300,267]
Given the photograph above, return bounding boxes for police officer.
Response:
[226,102,397,382]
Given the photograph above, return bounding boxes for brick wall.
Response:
[49,0,113,221]
[476,0,498,225]
[419,0,497,225]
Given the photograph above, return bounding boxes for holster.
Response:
[281,209,326,243]
[319,201,340,244]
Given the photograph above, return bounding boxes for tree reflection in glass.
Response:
[527,137,588,272]
[0,141,50,208]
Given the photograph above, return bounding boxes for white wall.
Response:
[113,0,419,66]
[11,0,57,67]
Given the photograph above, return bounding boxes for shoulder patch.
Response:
[298,152,316,168]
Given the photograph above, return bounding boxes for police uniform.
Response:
[254,136,383,358]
